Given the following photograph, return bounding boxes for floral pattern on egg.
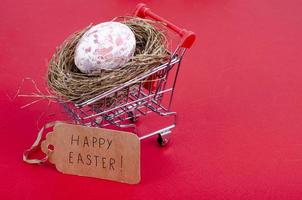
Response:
[74,22,136,73]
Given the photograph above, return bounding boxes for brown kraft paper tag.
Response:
[40,123,140,184]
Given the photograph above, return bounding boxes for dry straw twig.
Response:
[47,16,169,105]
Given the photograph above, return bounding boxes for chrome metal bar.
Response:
[168,48,186,111]
[82,88,173,120]
[139,125,175,140]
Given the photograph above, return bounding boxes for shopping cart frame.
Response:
[59,3,196,146]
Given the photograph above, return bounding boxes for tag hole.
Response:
[48,144,54,151]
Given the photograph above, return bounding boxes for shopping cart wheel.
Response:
[157,134,169,146]
[128,111,138,123]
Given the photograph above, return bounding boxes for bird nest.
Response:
[47,16,169,106]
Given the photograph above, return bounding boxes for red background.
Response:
[1,0,302,199]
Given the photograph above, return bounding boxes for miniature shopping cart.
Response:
[59,3,196,146]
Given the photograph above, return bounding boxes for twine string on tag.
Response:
[23,121,62,164]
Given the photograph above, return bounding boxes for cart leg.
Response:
[128,111,138,123]
[157,132,170,146]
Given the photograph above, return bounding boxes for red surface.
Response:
[1,0,302,199]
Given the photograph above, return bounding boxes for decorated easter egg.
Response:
[74,22,136,73]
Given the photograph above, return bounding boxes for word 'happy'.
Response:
[70,134,112,150]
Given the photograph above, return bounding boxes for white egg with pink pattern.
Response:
[74,22,136,73]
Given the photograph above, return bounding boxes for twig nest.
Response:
[47,17,169,104]
[74,22,136,73]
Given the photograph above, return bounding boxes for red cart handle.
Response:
[134,3,196,49]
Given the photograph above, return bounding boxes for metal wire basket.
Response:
[59,3,196,146]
